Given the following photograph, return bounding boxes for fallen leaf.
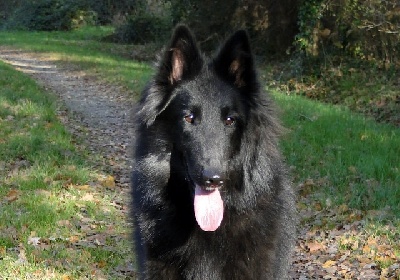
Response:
[28,236,41,247]
[0,246,6,257]
[69,235,80,243]
[314,202,323,211]
[66,165,77,171]
[307,242,325,253]
[86,234,106,245]
[376,255,392,265]
[97,260,107,268]
[57,220,71,227]
[338,204,349,213]
[17,243,27,264]
[322,260,336,268]
[35,189,51,197]
[99,175,115,188]
[75,184,90,190]
[5,189,20,202]
[81,193,94,201]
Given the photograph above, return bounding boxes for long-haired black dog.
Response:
[132,25,296,279]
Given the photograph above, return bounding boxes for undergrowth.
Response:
[265,54,400,127]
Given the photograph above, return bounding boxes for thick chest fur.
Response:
[145,202,281,280]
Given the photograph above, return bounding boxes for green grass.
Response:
[275,93,400,213]
[0,61,132,279]
[0,26,152,96]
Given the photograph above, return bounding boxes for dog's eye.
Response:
[224,116,235,126]
[184,113,195,124]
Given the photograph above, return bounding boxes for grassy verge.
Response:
[273,93,400,270]
[274,93,400,213]
[0,26,152,96]
[0,61,132,279]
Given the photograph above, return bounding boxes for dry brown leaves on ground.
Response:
[291,180,400,279]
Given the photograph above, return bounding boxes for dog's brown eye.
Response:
[184,113,195,124]
[225,116,235,126]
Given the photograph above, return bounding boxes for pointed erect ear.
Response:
[157,25,203,85]
[213,30,257,91]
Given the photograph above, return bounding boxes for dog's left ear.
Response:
[214,30,258,92]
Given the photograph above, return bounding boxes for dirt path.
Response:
[0,49,133,190]
[1,49,398,280]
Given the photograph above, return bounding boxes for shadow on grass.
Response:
[274,92,400,215]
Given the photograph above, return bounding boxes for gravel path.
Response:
[0,49,133,189]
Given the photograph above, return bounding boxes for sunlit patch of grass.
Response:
[0,26,153,95]
[0,61,132,279]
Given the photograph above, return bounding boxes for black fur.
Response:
[132,25,296,280]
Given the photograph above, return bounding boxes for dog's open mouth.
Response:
[182,154,224,232]
[194,185,224,231]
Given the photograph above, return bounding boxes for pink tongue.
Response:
[194,185,224,231]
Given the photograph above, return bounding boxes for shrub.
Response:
[112,14,172,44]
[3,0,97,31]
[296,0,400,68]
[169,0,299,56]
[110,0,299,55]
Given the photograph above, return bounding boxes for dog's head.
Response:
[137,25,280,231]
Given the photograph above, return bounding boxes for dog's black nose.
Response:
[202,169,224,189]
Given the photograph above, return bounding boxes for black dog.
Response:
[132,25,296,279]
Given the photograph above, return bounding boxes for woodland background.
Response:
[1,0,399,125]
[1,0,399,60]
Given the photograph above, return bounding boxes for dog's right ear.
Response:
[139,26,202,127]
[157,25,203,86]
